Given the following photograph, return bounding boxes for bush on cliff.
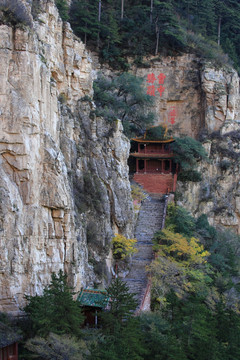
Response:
[93,73,155,137]
[171,136,208,182]
[0,0,32,26]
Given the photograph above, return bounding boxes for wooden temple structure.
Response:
[130,134,178,194]
[77,288,109,327]
[0,322,21,360]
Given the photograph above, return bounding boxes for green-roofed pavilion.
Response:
[77,288,109,309]
[77,289,109,327]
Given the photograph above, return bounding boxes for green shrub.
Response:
[171,136,208,171]
[144,125,169,141]
[25,333,88,360]
[219,159,231,171]
[165,203,195,237]
[0,0,32,26]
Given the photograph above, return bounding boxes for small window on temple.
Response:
[139,160,145,170]
[140,144,145,151]
[165,160,170,171]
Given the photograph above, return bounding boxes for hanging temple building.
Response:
[129,132,178,195]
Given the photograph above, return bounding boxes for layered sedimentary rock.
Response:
[0,1,134,314]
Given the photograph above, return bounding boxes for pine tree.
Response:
[69,0,99,45]
[93,73,155,137]
[90,278,145,360]
[55,0,69,21]
[24,270,84,338]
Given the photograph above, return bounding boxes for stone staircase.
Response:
[123,195,167,310]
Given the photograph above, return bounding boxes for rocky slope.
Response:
[0,0,134,314]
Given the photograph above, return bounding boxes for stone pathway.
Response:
[123,195,167,311]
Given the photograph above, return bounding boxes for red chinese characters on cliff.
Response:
[147,85,156,96]
[168,106,177,125]
[157,73,166,85]
[146,73,157,84]
[146,72,166,97]
[146,72,178,125]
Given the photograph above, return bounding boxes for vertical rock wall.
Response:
[134,57,240,138]
[0,1,134,314]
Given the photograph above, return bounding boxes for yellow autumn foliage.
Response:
[112,234,138,260]
[156,228,210,265]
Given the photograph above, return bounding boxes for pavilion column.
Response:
[173,173,178,192]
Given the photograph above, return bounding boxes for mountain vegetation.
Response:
[93,72,155,137]
[6,221,240,360]
[23,270,84,338]
[171,136,209,182]
[66,0,240,72]
[1,1,239,71]
[4,207,239,359]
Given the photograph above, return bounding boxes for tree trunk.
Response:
[155,18,159,55]
[150,0,153,23]
[84,23,87,45]
[98,0,101,22]
[121,0,124,20]
[97,0,101,50]
[218,16,221,47]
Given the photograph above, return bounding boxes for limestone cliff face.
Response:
[134,57,240,138]
[0,1,134,314]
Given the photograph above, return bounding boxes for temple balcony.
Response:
[130,152,174,158]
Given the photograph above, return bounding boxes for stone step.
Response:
[122,195,167,309]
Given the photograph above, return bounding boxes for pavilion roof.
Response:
[0,322,22,348]
[77,289,109,309]
[131,125,175,143]
[131,137,174,144]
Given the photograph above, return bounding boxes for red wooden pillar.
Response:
[173,173,178,192]
[138,143,140,152]
[162,160,165,173]
[15,342,18,360]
